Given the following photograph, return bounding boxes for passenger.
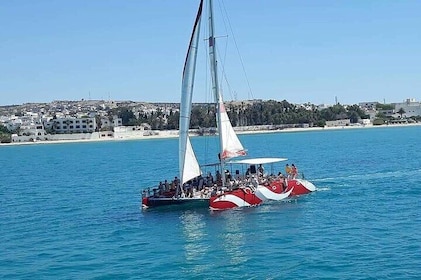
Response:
[171,176,180,192]
[174,176,180,188]
[216,170,222,186]
[164,179,169,191]
[283,176,289,191]
[182,182,189,198]
[285,164,292,179]
[197,175,204,191]
[235,170,241,181]
[225,170,231,182]
[258,164,264,177]
[251,175,259,189]
[158,181,164,194]
[291,164,298,179]
[211,187,217,197]
[207,172,214,184]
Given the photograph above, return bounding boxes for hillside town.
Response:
[0,98,420,144]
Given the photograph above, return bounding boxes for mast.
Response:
[208,0,226,186]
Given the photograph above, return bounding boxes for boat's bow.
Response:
[288,179,316,196]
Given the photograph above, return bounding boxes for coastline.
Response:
[1,123,420,147]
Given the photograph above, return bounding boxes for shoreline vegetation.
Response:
[1,122,420,147]
[2,100,420,145]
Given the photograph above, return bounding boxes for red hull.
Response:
[142,178,316,211]
[209,178,316,210]
[209,188,262,210]
[285,179,315,196]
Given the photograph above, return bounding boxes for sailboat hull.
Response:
[208,178,316,210]
[286,179,316,196]
[142,196,209,209]
[142,177,316,210]
[256,178,316,200]
[209,188,263,210]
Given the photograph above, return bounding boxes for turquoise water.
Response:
[1,126,420,279]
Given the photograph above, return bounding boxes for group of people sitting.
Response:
[144,173,216,199]
[143,163,300,199]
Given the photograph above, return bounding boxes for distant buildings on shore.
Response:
[1,98,420,144]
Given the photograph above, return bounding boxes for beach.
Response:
[1,122,420,146]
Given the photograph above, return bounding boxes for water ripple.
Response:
[1,127,421,279]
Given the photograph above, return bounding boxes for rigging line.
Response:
[219,0,254,100]
[206,0,236,102]
[214,0,235,102]
[216,42,235,102]
[203,35,232,102]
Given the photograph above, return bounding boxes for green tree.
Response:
[166,109,179,130]
[95,115,102,132]
[0,124,11,143]
[0,124,9,133]
[375,112,387,119]
[348,111,360,123]
[373,118,385,125]
[397,108,406,118]
[118,108,136,126]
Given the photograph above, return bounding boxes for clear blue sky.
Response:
[1,0,420,106]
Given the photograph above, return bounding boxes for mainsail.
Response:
[208,0,247,160]
[179,0,203,184]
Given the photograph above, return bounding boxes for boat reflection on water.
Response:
[215,210,250,266]
[180,211,211,273]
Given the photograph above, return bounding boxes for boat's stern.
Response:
[141,190,149,209]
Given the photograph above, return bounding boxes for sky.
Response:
[1,0,420,106]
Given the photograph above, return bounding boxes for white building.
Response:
[394,98,421,118]
[360,119,371,125]
[359,102,379,110]
[100,116,122,130]
[52,117,97,134]
[325,119,351,127]
[0,115,22,131]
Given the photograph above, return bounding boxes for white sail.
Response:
[208,0,247,160]
[217,101,247,159]
[179,0,203,184]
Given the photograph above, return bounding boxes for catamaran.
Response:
[141,0,316,210]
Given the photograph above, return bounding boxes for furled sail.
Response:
[179,0,203,185]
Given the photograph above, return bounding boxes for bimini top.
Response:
[227,157,288,165]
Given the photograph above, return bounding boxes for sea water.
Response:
[0,126,420,279]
